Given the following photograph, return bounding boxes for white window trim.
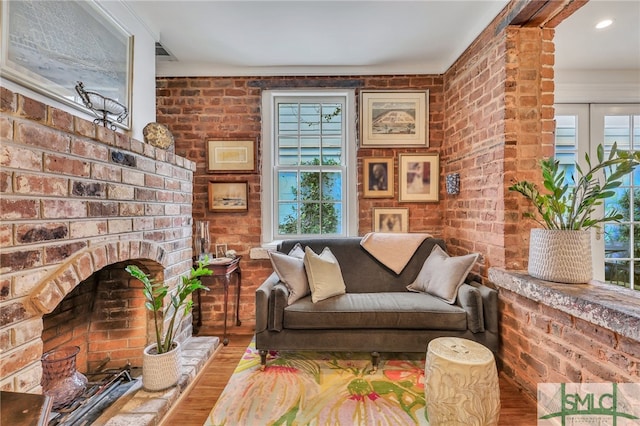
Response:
[261,89,358,244]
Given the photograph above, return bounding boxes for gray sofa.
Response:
[255,237,499,369]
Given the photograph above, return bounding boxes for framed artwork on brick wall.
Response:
[208,181,248,212]
[363,158,394,198]
[360,90,428,147]
[399,153,439,202]
[1,0,133,129]
[206,140,256,173]
[373,208,409,233]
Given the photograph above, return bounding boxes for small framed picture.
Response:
[360,90,429,147]
[215,244,228,258]
[206,140,256,173]
[399,153,439,202]
[373,208,409,233]
[363,158,394,198]
[208,181,249,212]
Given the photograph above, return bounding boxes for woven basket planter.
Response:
[142,342,181,391]
[528,229,593,284]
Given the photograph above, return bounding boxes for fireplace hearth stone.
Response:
[91,336,219,425]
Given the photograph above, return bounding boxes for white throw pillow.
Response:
[268,243,309,305]
[303,246,346,303]
[407,245,478,304]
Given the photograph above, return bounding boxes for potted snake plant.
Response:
[125,258,212,390]
[509,142,640,283]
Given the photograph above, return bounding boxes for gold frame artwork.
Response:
[206,140,256,173]
[208,181,249,212]
[398,153,440,202]
[360,90,428,147]
[372,208,409,233]
[363,158,394,198]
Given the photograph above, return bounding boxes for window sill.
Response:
[489,268,640,343]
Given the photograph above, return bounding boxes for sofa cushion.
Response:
[303,246,346,303]
[279,237,447,293]
[407,245,478,304]
[283,292,467,331]
[269,249,309,305]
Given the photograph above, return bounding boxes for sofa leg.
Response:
[370,351,380,373]
[259,350,268,371]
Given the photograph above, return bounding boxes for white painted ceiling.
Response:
[124,0,640,77]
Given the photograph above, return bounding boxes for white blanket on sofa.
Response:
[360,232,432,274]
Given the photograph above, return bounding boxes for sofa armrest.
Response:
[457,283,484,333]
[270,283,289,331]
[470,280,499,334]
[255,272,280,333]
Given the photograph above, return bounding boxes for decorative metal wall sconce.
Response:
[446,173,460,195]
[75,81,128,130]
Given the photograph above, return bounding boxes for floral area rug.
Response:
[204,340,429,426]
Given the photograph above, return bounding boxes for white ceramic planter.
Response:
[528,229,592,284]
[142,342,181,391]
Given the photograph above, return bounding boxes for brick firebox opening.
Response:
[42,259,162,375]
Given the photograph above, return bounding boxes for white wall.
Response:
[555,70,640,104]
[1,1,157,141]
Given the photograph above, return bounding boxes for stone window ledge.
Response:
[488,268,640,343]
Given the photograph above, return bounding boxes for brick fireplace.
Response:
[0,88,196,394]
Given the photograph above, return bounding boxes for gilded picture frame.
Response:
[208,181,249,212]
[363,157,394,198]
[373,208,409,233]
[206,140,256,173]
[360,90,428,147]
[399,153,440,202]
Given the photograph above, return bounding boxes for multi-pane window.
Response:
[554,106,640,291]
[554,115,578,186]
[602,114,640,290]
[262,91,355,241]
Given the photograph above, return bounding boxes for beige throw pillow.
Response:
[268,243,309,305]
[303,246,346,303]
[407,245,478,304]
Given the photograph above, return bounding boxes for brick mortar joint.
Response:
[1,93,194,171]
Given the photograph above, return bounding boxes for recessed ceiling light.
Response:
[595,19,613,29]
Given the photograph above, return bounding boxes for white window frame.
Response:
[261,89,357,244]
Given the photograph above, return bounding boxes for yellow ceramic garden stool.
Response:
[425,337,500,426]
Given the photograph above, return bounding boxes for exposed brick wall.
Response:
[156,75,445,331]
[41,261,150,373]
[500,287,640,398]
[503,27,556,269]
[442,4,556,280]
[0,88,194,392]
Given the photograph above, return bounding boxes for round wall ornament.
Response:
[143,122,174,150]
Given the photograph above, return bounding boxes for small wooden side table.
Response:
[196,256,242,345]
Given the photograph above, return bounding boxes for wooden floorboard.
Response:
[162,333,538,426]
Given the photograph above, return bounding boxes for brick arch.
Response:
[30,240,168,315]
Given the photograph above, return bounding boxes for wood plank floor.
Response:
[162,332,538,426]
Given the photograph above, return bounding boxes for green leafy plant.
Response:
[279,158,340,235]
[509,142,640,230]
[125,258,212,354]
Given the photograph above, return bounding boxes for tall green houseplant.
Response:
[509,142,640,283]
[509,142,640,230]
[126,258,212,354]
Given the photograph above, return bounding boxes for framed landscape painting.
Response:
[1,0,133,128]
[360,90,428,147]
[208,181,248,212]
[399,153,440,202]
